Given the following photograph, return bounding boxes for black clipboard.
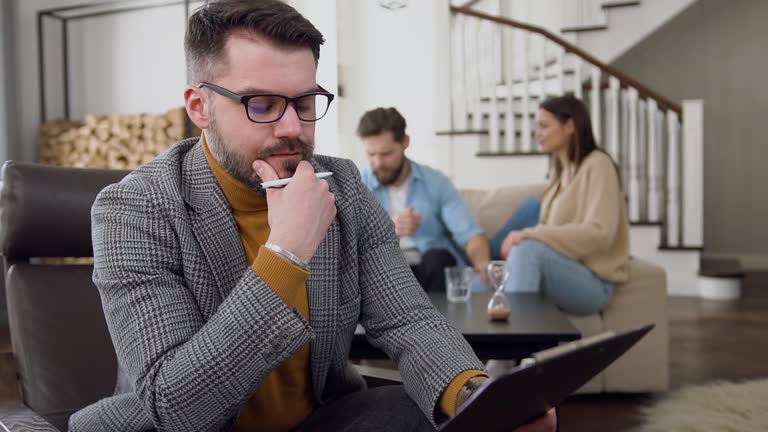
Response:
[439,324,655,431]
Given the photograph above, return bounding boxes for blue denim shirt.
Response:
[361,160,484,265]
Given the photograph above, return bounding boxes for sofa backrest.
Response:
[459,183,547,236]
[0,161,130,430]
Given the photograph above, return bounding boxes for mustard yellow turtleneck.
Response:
[201,135,485,427]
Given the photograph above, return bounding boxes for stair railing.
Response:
[449,5,703,248]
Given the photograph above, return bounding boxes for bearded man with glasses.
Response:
[69,1,555,431]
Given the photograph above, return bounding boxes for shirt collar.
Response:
[370,158,421,190]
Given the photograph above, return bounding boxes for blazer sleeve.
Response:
[91,176,313,432]
[347,162,485,426]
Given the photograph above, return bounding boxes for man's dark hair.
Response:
[185,0,325,83]
[356,107,408,143]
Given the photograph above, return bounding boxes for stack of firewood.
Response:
[39,107,198,169]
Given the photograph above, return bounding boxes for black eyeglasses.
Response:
[198,82,334,124]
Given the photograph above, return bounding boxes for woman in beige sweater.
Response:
[500,95,629,316]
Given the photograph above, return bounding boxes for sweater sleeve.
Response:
[439,370,489,417]
[252,246,310,309]
[525,157,623,260]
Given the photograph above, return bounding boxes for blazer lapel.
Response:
[182,142,249,304]
[308,159,340,398]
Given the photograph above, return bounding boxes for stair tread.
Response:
[699,258,745,278]
[475,151,546,157]
[436,129,535,137]
[602,0,641,9]
[469,112,535,119]
[479,94,559,102]
[658,244,704,252]
[562,24,608,33]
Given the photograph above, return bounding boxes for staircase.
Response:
[439,2,711,297]
[562,0,698,63]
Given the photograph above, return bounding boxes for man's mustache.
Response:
[258,138,312,158]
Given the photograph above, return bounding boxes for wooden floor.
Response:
[559,272,768,431]
[1,273,767,431]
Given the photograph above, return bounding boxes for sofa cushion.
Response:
[459,183,547,236]
[603,257,669,392]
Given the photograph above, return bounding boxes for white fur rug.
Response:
[634,378,768,432]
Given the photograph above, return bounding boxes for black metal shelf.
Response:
[37,0,205,122]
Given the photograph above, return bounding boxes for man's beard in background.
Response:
[374,156,406,186]
[207,112,314,193]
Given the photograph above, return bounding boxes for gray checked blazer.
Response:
[69,138,484,432]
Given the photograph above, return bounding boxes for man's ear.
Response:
[402,134,410,151]
[184,86,210,130]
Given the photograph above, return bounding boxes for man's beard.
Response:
[206,112,314,193]
[374,157,407,186]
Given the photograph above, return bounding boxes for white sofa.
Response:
[460,183,669,393]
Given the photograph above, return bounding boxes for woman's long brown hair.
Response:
[539,95,622,188]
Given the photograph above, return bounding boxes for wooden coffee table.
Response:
[351,292,580,360]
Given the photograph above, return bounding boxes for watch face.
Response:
[378,0,408,10]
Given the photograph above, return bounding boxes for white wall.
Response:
[495,0,696,63]
[9,0,339,163]
[575,0,696,63]
[337,0,450,170]
[502,0,577,39]
[287,0,340,157]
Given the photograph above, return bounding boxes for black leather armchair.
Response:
[0,161,400,431]
[0,161,130,431]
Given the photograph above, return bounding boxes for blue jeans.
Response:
[503,239,614,316]
[490,197,541,260]
[470,197,543,293]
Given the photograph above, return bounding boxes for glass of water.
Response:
[444,267,472,303]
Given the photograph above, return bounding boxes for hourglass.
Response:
[486,260,512,321]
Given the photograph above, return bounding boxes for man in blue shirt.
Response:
[358,107,491,291]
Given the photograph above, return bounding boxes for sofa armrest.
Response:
[0,402,60,431]
[353,364,403,387]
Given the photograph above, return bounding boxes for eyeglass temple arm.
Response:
[198,82,245,102]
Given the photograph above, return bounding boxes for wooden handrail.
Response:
[451,6,682,116]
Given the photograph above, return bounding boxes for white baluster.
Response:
[485,22,501,153]
[627,88,640,222]
[590,66,602,144]
[466,18,482,131]
[607,76,620,160]
[620,89,630,189]
[504,26,516,153]
[538,36,547,101]
[522,31,532,152]
[646,99,660,222]
[666,110,680,247]
[451,14,468,130]
[682,100,704,247]
[637,99,647,221]
[572,56,583,100]
[554,46,564,96]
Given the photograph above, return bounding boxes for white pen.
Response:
[260,172,333,189]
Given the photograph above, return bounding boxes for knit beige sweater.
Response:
[526,150,629,283]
